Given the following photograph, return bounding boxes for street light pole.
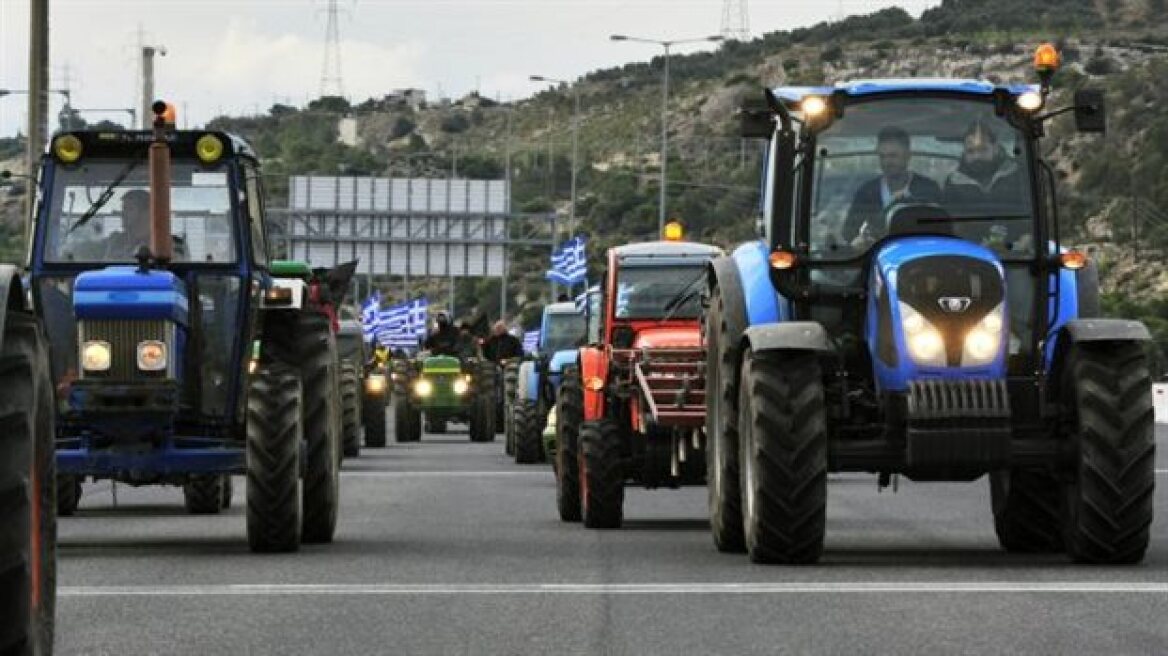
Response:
[610,33,723,235]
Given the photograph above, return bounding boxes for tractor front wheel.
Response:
[990,468,1064,553]
[1062,342,1155,564]
[513,400,543,464]
[362,392,388,448]
[183,475,226,515]
[245,364,303,553]
[739,349,827,564]
[705,287,744,553]
[580,418,624,529]
[340,362,362,458]
[555,369,583,522]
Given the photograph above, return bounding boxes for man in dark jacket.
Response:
[942,119,1027,220]
[482,321,523,363]
[843,126,942,247]
[423,312,461,356]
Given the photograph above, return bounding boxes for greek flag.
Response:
[360,291,382,342]
[408,298,429,339]
[375,303,411,348]
[522,330,540,355]
[574,286,597,314]
[546,236,587,287]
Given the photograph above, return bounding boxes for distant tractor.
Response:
[0,266,56,655]
[559,228,722,526]
[30,103,345,552]
[706,45,1154,564]
[337,320,388,453]
[511,301,586,464]
[393,353,497,443]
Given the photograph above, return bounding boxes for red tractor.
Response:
[556,226,722,528]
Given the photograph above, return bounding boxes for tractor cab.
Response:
[31,126,269,431]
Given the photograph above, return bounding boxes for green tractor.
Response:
[393,354,497,442]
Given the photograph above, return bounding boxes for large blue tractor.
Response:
[511,301,586,464]
[29,103,345,552]
[705,45,1155,564]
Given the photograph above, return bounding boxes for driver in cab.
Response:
[843,127,941,249]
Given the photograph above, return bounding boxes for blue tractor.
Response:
[511,301,586,464]
[705,45,1154,564]
[29,103,345,552]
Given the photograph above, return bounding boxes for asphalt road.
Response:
[56,422,1168,655]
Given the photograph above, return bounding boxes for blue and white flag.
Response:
[408,298,429,339]
[546,236,587,287]
[574,285,597,314]
[375,302,409,348]
[360,290,382,342]
[522,330,540,355]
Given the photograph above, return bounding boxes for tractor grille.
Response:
[79,319,171,381]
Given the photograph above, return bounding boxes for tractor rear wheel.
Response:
[580,418,624,529]
[1062,342,1155,564]
[469,361,497,443]
[296,317,341,544]
[513,400,543,464]
[990,468,1064,553]
[705,287,745,553]
[183,475,226,515]
[555,369,583,522]
[739,349,827,564]
[340,362,361,458]
[0,311,56,656]
[56,475,80,517]
[246,364,303,553]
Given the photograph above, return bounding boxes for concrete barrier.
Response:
[1155,383,1168,424]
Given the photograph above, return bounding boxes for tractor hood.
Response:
[421,354,462,374]
[73,267,188,325]
[632,326,702,350]
[868,236,1008,391]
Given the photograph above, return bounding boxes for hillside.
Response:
[3,0,1167,359]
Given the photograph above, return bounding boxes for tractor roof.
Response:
[773,80,1037,104]
[49,129,259,160]
[612,240,723,261]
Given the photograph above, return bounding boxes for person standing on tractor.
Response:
[423,312,460,356]
[844,126,942,248]
[483,320,523,363]
[456,321,481,359]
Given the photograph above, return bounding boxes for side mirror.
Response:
[1073,88,1106,134]
[739,100,775,139]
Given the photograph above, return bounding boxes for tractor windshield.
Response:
[42,160,238,264]
[807,96,1036,262]
[543,312,586,352]
[614,264,706,320]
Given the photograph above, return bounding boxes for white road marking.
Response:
[341,471,546,478]
[59,582,1168,597]
[1158,469,1168,475]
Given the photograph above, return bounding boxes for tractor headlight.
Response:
[81,340,112,372]
[365,373,387,395]
[899,302,945,367]
[136,340,168,371]
[962,303,1005,367]
[453,376,470,395]
[414,378,433,397]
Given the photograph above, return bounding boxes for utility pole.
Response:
[140,45,167,128]
[26,0,50,241]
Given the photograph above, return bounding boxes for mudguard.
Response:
[743,322,833,355]
[1048,317,1151,387]
[0,264,23,354]
[578,346,607,421]
[517,360,538,403]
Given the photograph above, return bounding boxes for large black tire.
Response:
[503,363,520,456]
[221,476,234,510]
[183,476,225,515]
[246,364,303,553]
[990,468,1064,553]
[394,399,421,443]
[705,286,745,553]
[290,317,342,544]
[363,393,388,447]
[739,349,827,565]
[340,362,361,458]
[580,418,625,529]
[1062,342,1155,564]
[513,400,543,464]
[56,475,80,517]
[469,361,497,443]
[555,368,583,522]
[428,417,448,435]
[0,311,56,655]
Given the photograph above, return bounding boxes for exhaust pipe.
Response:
[148,100,173,263]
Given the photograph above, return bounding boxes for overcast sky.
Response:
[1,0,939,138]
